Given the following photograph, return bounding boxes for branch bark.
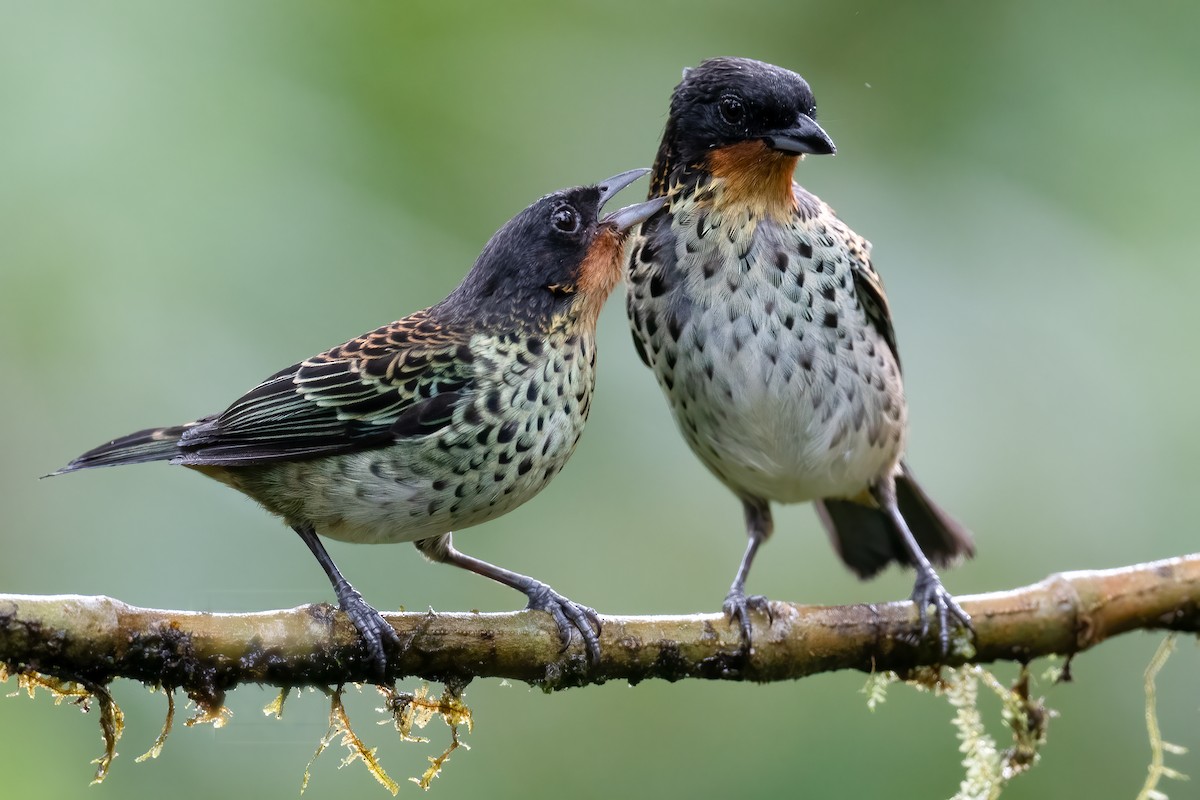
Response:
[2,555,1198,695]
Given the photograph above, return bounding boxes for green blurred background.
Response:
[3,1,1198,798]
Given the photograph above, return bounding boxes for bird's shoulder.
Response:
[302,309,477,408]
[175,309,479,465]
[792,182,898,368]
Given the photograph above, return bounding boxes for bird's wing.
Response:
[847,241,900,372]
[625,206,673,370]
[174,309,476,466]
[794,185,902,371]
[802,186,899,372]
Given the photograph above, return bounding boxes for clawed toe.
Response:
[911,574,972,656]
[724,591,770,650]
[524,584,602,665]
[341,592,402,680]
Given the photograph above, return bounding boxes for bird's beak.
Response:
[603,196,667,232]
[762,114,837,156]
[594,167,665,232]
[596,168,651,209]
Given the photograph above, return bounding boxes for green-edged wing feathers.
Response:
[58,310,477,472]
[175,310,476,466]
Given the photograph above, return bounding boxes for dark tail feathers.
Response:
[815,464,975,579]
[49,424,195,476]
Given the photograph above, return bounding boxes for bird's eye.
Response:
[718,94,745,125]
[551,205,581,234]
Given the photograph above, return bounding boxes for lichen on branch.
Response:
[3,555,1198,692]
[2,555,1198,794]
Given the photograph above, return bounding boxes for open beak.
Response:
[594,167,665,232]
[596,168,650,208]
[762,113,836,156]
[603,196,667,232]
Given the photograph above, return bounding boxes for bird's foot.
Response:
[723,590,772,651]
[339,589,403,681]
[524,583,602,665]
[911,570,972,657]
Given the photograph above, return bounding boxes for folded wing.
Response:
[175,310,475,466]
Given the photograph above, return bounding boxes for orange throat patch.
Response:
[705,140,800,219]
[569,227,626,329]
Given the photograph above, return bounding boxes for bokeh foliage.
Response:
[2,1,1198,797]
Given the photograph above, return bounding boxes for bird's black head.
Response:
[442,169,665,332]
[652,57,836,196]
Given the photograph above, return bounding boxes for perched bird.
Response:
[55,168,665,675]
[627,57,974,651]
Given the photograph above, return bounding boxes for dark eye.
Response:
[551,205,580,234]
[718,94,745,125]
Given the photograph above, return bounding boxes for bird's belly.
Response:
[667,303,905,503]
[223,362,592,544]
[627,177,910,505]
[310,444,567,545]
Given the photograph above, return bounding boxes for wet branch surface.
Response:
[2,555,1198,695]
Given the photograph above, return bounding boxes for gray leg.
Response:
[870,478,972,655]
[723,498,774,646]
[293,524,401,679]
[415,532,601,664]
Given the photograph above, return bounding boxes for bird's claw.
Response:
[911,572,972,657]
[341,590,403,681]
[524,583,602,665]
[723,590,771,650]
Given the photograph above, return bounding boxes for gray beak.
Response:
[594,168,663,231]
[762,113,837,156]
[596,168,651,209]
[603,196,668,232]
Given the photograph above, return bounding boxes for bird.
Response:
[53,168,666,676]
[626,57,974,653]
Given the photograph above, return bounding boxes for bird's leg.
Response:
[723,498,774,648]
[293,524,401,680]
[870,479,972,655]
[415,533,601,665]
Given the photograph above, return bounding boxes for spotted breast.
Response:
[628,180,906,504]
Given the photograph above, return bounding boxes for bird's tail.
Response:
[815,464,975,579]
[48,424,194,476]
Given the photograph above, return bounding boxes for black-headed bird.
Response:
[626,58,973,652]
[56,168,665,675]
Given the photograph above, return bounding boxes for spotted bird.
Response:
[627,58,974,652]
[55,168,665,675]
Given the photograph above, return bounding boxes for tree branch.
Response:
[3,555,1198,695]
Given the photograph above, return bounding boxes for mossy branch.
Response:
[2,554,1198,695]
